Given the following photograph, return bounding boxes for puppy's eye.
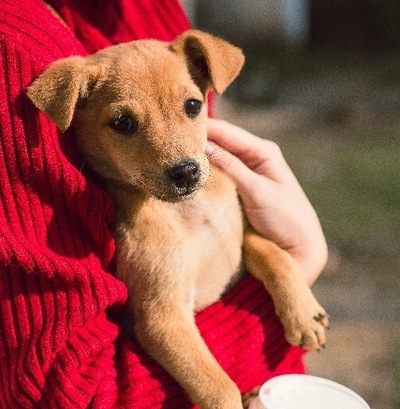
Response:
[110,115,138,135]
[184,99,202,119]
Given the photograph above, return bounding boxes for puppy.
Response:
[27,30,328,409]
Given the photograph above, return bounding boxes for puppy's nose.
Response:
[167,160,201,189]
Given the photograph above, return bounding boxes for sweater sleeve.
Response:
[0,30,130,407]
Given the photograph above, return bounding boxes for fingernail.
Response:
[205,143,214,156]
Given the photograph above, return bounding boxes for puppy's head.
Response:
[27,30,244,201]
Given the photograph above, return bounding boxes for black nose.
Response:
[167,160,201,189]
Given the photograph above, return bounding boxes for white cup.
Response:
[249,375,370,409]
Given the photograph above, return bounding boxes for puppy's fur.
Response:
[28,30,328,409]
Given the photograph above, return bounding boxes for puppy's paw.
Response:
[277,292,329,351]
[242,386,260,409]
[198,381,243,409]
[203,394,244,409]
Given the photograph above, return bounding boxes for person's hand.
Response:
[206,118,328,285]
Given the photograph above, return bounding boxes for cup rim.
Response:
[254,374,370,409]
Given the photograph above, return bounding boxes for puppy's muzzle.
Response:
[167,160,201,190]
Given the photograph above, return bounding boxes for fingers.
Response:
[206,141,265,195]
[207,118,265,160]
[207,118,296,184]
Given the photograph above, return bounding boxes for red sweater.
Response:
[0,1,306,407]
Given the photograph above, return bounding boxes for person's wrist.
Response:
[292,236,328,285]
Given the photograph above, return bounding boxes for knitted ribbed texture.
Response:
[0,1,306,407]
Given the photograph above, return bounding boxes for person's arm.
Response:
[206,118,328,285]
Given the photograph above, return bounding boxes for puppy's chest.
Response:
[115,178,244,311]
[188,194,244,310]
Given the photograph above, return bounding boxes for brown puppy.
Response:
[27,30,328,409]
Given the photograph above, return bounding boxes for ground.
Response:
[215,52,400,409]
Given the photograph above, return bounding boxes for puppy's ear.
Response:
[27,56,102,132]
[171,30,245,95]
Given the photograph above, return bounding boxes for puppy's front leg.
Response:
[243,227,328,350]
[132,296,242,409]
